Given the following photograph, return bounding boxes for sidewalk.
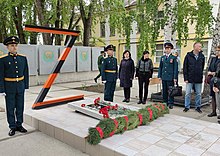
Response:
[0,74,217,156]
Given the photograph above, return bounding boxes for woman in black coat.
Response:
[119,50,135,103]
[135,51,153,104]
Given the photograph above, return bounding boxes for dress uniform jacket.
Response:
[101,56,118,82]
[158,54,178,81]
[0,53,29,93]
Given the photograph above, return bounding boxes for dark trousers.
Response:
[104,81,116,102]
[5,92,24,129]
[162,80,174,106]
[176,71,179,86]
[138,73,150,101]
[95,67,101,80]
[123,87,131,100]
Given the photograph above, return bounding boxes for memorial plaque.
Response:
[18,44,38,75]
[91,47,104,71]
[38,45,59,75]
[60,46,76,73]
[77,46,91,72]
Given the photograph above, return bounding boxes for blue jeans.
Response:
[185,83,202,109]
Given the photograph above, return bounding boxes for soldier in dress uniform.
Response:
[101,45,118,102]
[0,36,29,136]
[158,42,178,109]
[94,50,105,83]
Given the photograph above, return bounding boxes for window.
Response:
[158,11,165,30]
[100,22,105,37]
[155,44,164,63]
[202,41,208,62]
[110,26,115,36]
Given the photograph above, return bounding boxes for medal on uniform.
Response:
[8,62,11,65]
[162,58,164,61]
[170,59,173,63]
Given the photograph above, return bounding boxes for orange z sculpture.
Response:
[24,25,84,109]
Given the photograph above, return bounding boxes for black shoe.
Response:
[207,112,217,117]
[183,108,189,112]
[125,99,130,103]
[16,126,27,133]
[122,99,127,102]
[8,128,16,136]
[137,100,142,104]
[218,120,220,124]
[217,115,220,119]
[94,78,97,83]
[195,108,202,114]
[169,105,173,109]
[142,101,146,104]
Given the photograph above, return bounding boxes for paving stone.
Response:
[140,145,172,156]
[175,144,205,156]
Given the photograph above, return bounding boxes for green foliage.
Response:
[114,117,127,134]
[87,128,101,145]
[137,108,150,125]
[136,0,163,58]
[87,103,168,145]
[127,111,140,130]
[97,118,115,138]
[0,0,214,48]
[194,0,214,41]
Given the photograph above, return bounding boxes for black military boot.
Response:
[16,126,27,133]
[137,100,142,104]
[8,128,16,136]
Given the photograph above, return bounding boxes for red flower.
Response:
[94,97,101,105]
[99,106,109,118]
[81,104,86,107]
[111,104,118,110]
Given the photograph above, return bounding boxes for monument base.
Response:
[151,92,210,107]
[24,97,220,156]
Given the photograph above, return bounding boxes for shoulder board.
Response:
[17,53,26,57]
[0,54,8,59]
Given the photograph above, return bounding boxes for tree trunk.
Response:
[64,15,81,45]
[203,2,220,95]
[79,0,94,46]
[12,4,26,44]
[55,0,61,45]
[35,0,52,45]
[30,5,38,44]
[83,19,92,46]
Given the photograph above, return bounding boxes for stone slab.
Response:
[68,98,139,119]
[24,98,220,156]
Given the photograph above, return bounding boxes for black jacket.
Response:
[208,57,220,74]
[183,51,205,83]
[119,59,135,88]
